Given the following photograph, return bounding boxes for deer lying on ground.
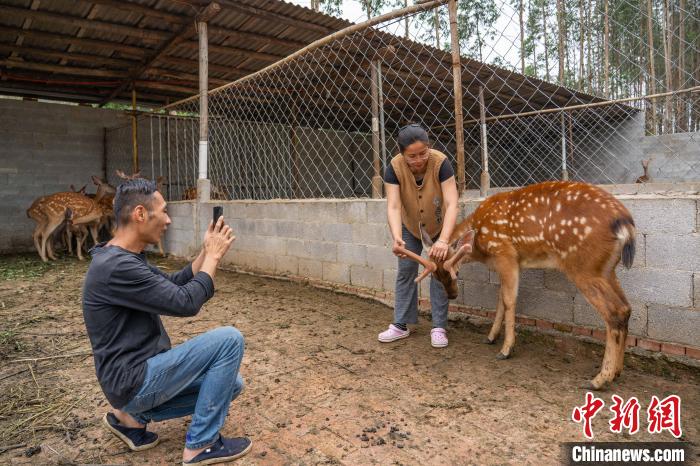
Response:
[396,181,636,390]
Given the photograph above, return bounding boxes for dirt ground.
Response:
[0,253,698,466]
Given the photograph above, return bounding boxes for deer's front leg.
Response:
[494,259,520,360]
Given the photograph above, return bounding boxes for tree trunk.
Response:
[434,8,440,48]
[677,0,687,131]
[603,0,610,96]
[476,17,483,62]
[405,0,410,39]
[662,0,673,132]
[557,0,565,84]
[579,0,585,90]
[543,0,550,82]
[520,0,526,74]
[645,0,657,134]
[586,0,593,92]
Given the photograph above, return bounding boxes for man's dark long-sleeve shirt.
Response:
[82,243,214,408]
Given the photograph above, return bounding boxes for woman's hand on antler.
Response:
[391,237,407,258]
[429,239,449,261]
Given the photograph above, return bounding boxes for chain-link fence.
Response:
[106,0,699,200]
[106,115,199,200]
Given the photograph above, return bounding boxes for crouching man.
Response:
[82,178,251,465]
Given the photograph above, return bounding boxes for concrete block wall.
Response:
[165,193,700,355]
[0,98,126,253]
[162,201,199,258]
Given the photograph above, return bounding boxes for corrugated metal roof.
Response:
[0,0,618,118]
[0,0,348,105]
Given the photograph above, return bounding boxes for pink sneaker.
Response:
[378,324,410,343]
[430,328,448,348]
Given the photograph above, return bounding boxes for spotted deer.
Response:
[27,192,104,262]
[182,184,227,201]
[395,181,636,389]
[27,177,115,261]
[635,159,651,183]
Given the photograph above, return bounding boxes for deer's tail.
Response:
[611,217,636,269]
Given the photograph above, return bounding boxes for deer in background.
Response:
[27,177,115,261]
[27,192,104,262]
[396,181,636,390]
[64,178,116,257]
[182,184,227,201]
[635,159,651,183]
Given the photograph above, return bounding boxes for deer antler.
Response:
[443,243,473,279]
[115,170,141,180]
[392,245,437,282]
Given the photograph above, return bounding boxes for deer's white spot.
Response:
[584,226,593,236]
[573,227,579,235]
[556,202,561,212]
[481,226,489,234]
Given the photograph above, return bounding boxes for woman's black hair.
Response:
[397,123,429,152]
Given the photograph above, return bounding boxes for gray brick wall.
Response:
[0,98,126,254]
[165,194,699,349]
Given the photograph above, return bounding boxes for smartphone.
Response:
[213,206,223,225]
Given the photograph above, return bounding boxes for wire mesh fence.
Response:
[106,115,199,200]
[106,0,699,201]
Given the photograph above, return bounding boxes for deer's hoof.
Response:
[579,379,608,391]
[482,337,496,345]
[495,352,510,360]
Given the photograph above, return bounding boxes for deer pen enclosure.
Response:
[1,0,699,463]
[103,0,700,200]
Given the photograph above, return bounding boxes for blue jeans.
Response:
[121,327,245,450]
[394,225,449,329]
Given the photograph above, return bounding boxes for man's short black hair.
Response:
[397,123,429,152]
[114,178,157,227]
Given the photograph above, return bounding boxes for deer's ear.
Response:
[460,229,476,249]
[419,224,433,248]
[452,228,476,250]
